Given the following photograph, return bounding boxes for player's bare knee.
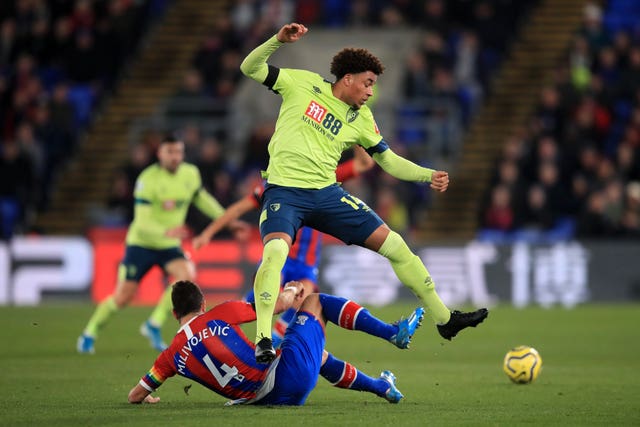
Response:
[299,293,322,318]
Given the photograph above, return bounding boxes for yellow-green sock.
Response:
[378,230,451,324]
[148,286,173,327]
[84,296,118,337]
[254,238,289,342]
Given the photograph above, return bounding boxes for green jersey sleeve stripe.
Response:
[135,198,151,205]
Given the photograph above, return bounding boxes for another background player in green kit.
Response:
[240,23,489,363]
[77,135,243,354]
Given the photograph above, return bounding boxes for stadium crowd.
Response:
[18,0,630,242]
[0,0,167,239]
[479,1,640,241]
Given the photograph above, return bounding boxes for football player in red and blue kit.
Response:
[128,280,424,406]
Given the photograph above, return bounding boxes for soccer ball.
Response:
[503,346,542,384]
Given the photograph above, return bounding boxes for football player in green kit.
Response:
[77,135,241,353]
[240,23,489,363]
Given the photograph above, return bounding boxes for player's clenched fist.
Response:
[277,23,308,43]
[430,171,449,192]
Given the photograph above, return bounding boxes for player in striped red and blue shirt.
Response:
[128,280,424,406]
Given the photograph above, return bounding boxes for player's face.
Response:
[158,141,185,173]
[344,71,377,109]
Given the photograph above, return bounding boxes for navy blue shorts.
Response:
[118,245,186,282]
[260,183,384,246]
[256,311,325,405]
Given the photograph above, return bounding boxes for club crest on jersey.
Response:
[296,315,309,326]
[269,203,280,212]
[305,100,327,123]
[346,108,359,123]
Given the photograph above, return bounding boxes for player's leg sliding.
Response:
[141,287,171,351]
[253,238,289,363]
[377,230,489,340]
[320,353,403,403]
[77,296,119,354]
[318,294,423,349]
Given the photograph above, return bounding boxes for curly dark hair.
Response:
[330,48,385,80]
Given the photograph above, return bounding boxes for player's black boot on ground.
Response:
[437,308,489,340]
[255,337,276,364]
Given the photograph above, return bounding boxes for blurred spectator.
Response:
[482,184,515,231]
[0,19,20,67]
[620,181,640,237]
[520,184,556,231]
[402,50,430,98]
[375,185,410,235]
[417,0,449,36]
[616,142,640,182]
[534,86,565,139]
[0,141,35,238]
[576,190,617,237]
[165,69,213,120]
[579,2,608,50]
[196,136,228,194]
[179,123,203,163]
[121,143,153,189]
[65,31,101,84]
[104,169,134,226]
[242,121,274,174]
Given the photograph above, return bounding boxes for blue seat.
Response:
[67,84,95,128]
[0,197,21,240]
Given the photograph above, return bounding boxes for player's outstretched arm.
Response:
[372,148,449,192]
[276,23,308,43]
[193,197,256,250]
[240,23,308,83]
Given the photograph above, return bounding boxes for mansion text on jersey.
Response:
[301,115,335,141]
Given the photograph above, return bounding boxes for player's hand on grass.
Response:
[277,23,308,43]
[430,171,449,193]
[143,395,160,404]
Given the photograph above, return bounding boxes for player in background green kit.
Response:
[77,135,245,354]
[241,23,489,363]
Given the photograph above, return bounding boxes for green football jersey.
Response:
[265,68,383,188]
[126,162,204,249]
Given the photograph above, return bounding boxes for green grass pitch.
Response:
[2,303,639,426]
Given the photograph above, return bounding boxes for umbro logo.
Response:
[313,85,322,94]
[259,291,272,301]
